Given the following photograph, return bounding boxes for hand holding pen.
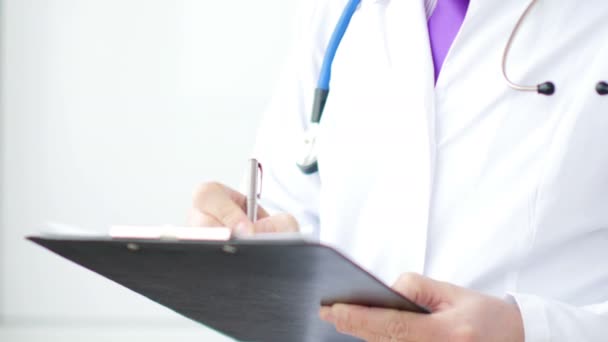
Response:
[189,158,299,235]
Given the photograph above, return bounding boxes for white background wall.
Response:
[0,0,298,340]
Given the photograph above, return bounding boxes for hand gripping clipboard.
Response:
[28,235,428,342]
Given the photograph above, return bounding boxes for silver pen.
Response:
[246,158,262,223]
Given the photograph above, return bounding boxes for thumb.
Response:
[253,213,299,233]
[392,273,462,312]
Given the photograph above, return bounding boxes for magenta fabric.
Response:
[427,0,470,82]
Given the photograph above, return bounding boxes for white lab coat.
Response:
[253,0,608,340]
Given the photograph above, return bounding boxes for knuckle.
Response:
[333,314,349,333]
[334,307,355,334]
[220,209,245,227]
[384,317,409,338]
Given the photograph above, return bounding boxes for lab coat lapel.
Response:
[318,0,437,282]
[375,0,436,276]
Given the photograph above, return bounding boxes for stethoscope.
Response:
[297,0,608,174]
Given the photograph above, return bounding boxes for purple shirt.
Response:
[427,0,471,82]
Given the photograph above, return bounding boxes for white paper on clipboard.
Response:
[109,225,311,242]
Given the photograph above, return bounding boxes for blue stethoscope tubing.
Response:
[318,0,362,91]
[297,0,361,174]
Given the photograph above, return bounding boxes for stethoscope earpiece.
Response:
[503,0,605,97]
[537,82,555,96]
[596,82,608,96]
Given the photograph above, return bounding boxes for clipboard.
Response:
[28,234,428,342]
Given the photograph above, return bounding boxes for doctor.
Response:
[190,0,608,340]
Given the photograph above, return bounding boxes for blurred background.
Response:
[0,0,298,340]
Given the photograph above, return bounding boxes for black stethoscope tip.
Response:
[537,82,556,96]
[597,82,608,96]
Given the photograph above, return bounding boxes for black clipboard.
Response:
[28,236,428,342]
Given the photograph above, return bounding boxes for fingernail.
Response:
[319,307,333,322]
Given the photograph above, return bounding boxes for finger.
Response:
[320,307,390,341]
[319,306,385,342]
[325,304,430,341]
[193,182,253,232]
[221,185,271,220]
[255,205,270,221]
[221,184,271,230]
[253,213,299,233]
[392,273,460,312]
[189,206,268,228]
[187,209,223,227]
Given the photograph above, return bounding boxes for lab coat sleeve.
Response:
[251,0,344,236]
[508,293,608,341]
